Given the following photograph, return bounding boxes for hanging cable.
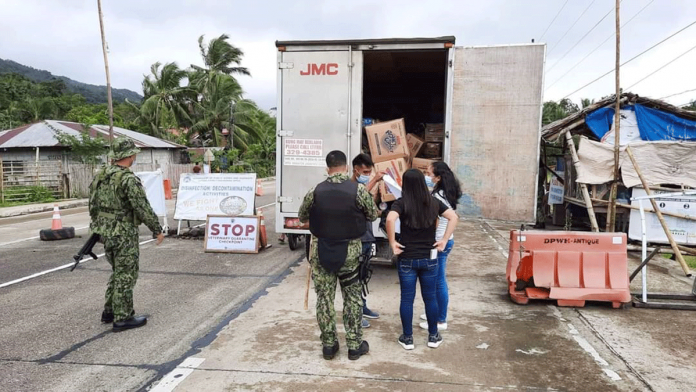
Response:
[539,0,570,41]
[626,43,696,90]
[548,0,597,55]
[545,0,654,91]
[559,19,696,100]
[659,88,696,100]
[546,2,619,72]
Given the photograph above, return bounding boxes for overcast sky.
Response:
[1,0,695,110]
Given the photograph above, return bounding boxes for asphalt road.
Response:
[0,181,309,392]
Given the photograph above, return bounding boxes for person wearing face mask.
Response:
[350,154,385,328]
[420,161,462,332]
[298,150,379,360]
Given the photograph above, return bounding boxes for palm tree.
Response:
[190,73,248,147]
[192,34,250,76]
[20,97,57,122]
[140,62,193,137]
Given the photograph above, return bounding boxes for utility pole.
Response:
[97,0,114,144]
[607,0,621,232]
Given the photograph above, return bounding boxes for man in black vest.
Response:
[298,150,379,361]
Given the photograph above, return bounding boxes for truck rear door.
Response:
[276,49,363,228]
[448,44,546,222]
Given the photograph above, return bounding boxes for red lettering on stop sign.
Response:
[221,224,231,236]
[246,225,255,236]
[210,224,220,236]
[231,224,243,236]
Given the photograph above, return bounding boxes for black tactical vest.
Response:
[309,179,367,240]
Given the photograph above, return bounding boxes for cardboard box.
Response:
[411,158,437,175]
[366,119,409,163]
[406,133,425,158]
[422,142,442,159]
[374,157,408,202]
[424,123,445,143]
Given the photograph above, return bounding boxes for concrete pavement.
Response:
[164,218,696,392]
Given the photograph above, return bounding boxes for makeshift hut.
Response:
[539,93,696,269]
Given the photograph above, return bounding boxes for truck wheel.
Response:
[39,227,76,241]
[288,234,299,250]
[305,234,311,260]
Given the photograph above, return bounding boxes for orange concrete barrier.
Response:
[163,179,173,200]
[506,230,630,308]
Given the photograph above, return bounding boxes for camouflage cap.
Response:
[109,137,141,161]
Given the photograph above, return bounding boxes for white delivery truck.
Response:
[274,36,546,259]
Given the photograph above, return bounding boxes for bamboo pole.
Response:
[304,262,312,311]
[591,198,696,222]
[565,132,599,232]
[626,146,691,276]
[97,0,114,144]
[0,158,4,204]
[607,0,622,232]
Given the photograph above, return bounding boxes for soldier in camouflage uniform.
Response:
[89,138,164,332]
[299,151,379,361]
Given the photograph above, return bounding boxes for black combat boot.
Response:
[348,341,369,360]
[112,316,147,332]
[101,310,114,324]
[322,341,339,360]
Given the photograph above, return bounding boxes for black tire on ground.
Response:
[305,234,311,260]
[288,234,300,250]
[39,227,76,241]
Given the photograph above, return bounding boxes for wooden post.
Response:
[304,262,312,311]
[607,0,622,232]
[97,0,114,145]
[565,132,599,232]
[626,146,691,276]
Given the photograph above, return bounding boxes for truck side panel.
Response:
[449,44,546,222]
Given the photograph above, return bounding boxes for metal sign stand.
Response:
[630,190,696,310]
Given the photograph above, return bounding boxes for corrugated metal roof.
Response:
[0,120,185,149]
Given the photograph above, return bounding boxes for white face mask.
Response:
[425,175,435,188]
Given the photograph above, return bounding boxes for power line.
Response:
[539,0,570,41]
[546,2,618,72]
[559,19,696,100]
[659,88,696,100]
[548,0,597,55]
[545,0,654,91]
[626,43,696,90]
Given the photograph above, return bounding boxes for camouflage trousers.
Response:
[309,236,363,350]
[103,234,140,322]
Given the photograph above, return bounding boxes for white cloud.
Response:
[1,0,695,109]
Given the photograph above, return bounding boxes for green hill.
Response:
[0,58,142,104]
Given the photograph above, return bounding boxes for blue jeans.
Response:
[397,258,439,336]
[436,239,454,322]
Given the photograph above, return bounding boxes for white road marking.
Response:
[150,357,205,392]
[258,202,276,210]
[516,348,547,355]
[476,343,490,350]
[0,225,90,247]
[0,238,156,289]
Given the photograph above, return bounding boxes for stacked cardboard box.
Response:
[364,118,442,202]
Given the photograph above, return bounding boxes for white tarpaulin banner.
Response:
[600,109,642,146]
[575,137,696,188]
[628,188,696,245]
[135,170,166,217]
[174,173,257,221]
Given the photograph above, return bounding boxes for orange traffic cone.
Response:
[256,179,264,196]
[257,208,268,249]
[51,204,63,230]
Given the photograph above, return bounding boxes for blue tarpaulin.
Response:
[585,104,696,141]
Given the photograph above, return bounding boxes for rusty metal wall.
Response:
[450,44,545,222]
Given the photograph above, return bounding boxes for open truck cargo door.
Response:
[448,44,546,222]
[275,48,363,232]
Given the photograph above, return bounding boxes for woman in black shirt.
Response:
[386,169,458,350]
